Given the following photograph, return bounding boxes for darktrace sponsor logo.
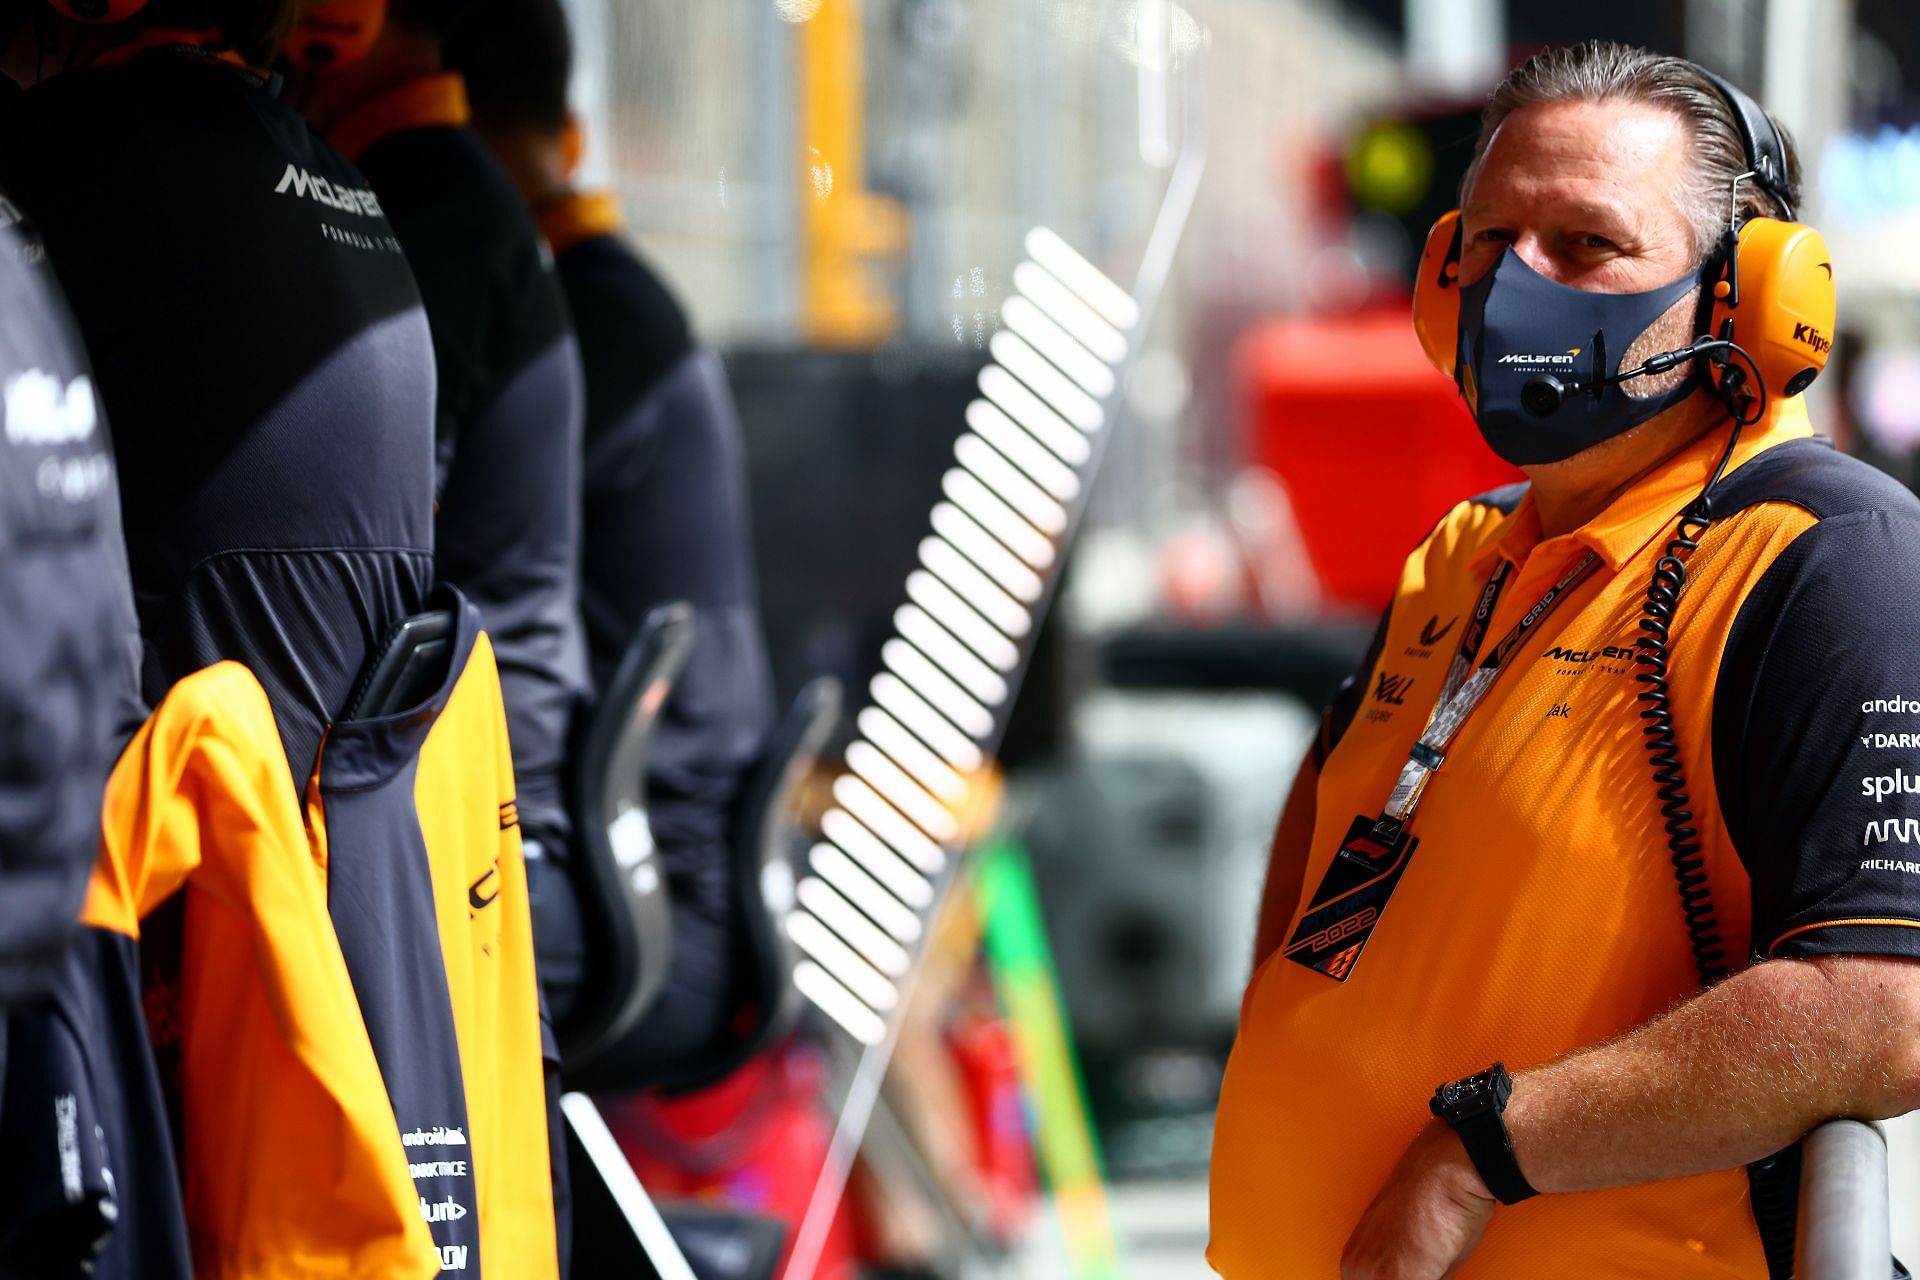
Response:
[1374,672,1414,705]
[1861,733,1920,748]
[1862,770,1920,803]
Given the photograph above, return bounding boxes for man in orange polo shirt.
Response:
[1212,41,1920,1279]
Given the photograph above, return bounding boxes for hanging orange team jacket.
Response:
[80,594,556,1279]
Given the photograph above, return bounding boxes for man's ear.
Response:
[561,112,583,179]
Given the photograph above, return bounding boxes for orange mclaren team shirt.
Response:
[81,595,556,1278]
[1210,397,1920,1277]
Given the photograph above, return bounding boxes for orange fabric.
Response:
[536,189,622,257]
[327,72,472,163]
[1210,401,1818,1278]
[414,631,559,1277]
[83,663,437,1279]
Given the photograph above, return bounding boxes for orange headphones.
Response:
[1412,68,1838,409]
[282,0,386,71]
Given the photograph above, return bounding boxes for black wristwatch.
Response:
[1429,1063,1538,1205]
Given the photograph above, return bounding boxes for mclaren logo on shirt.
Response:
[5,369,95,446]
[273,163,385,217]
[1540,640,1636,677]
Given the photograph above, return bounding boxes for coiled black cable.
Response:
[1631,343,1800,1279]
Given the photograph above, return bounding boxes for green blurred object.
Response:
[974,836,1122,1280]
[1346,119,1436,216]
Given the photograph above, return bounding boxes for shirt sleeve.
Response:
[1714,509,1920,960]
[1313,605,1392,769]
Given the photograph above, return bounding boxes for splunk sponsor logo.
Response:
[272,163,385,218]
[1863,818,1920,846]
[419,1195,468,1223]
[1862,770,1920,802]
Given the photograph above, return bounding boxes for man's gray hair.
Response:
[1463,40,1802,262]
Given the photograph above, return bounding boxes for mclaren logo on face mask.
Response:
[1496,347,1583,367]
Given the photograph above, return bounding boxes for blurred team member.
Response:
[0,0,434,792]
[449,0,776,1077]
[0,208,140,1009]
[295,0,593,1006]
[0,209,177,1277]
[0,2,443,1272]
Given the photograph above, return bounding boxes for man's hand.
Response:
[1340,1121,1497,1280]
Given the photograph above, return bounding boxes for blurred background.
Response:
[561,1,1920,1275]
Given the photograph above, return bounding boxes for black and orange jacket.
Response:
[70,593,555,1278]
[0,50,436,793]
[540,191,773,920]
[1211,400,1920,1277]
[329,74,588,853]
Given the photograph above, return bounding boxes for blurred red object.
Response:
[946,1012,1038,1244]
[601,1044,857,1279]
[1236,308,1521,612]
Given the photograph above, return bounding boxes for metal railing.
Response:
[1797,1119,1893,1280]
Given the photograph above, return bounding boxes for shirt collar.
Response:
[536,189,621,257]
[1467,396,1816,577]
[90,26,255,74]
[327,71,470,164]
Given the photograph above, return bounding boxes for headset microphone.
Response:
[1520,337,1730,418]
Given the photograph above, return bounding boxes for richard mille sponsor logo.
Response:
[1863,818,1920,846]
[1862,859,1920,873]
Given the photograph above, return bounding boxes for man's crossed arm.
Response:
[1341,952,1920,1279]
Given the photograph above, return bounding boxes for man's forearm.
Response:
[1505,954,1920,1193]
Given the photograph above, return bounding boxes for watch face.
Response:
[1437,1067,1508,1120]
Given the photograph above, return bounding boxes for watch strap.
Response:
[1449,1105,1538,1205]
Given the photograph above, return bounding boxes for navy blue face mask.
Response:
[1455,249,1705,467]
